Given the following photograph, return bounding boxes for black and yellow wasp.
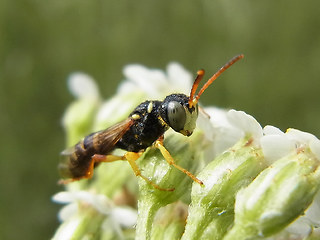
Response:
[59,55,244,191]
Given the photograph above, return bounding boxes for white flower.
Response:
[198,107,263,158]
[200,107,320,167]
[52,191,137,228]
[260,126,296,164]
[261,126,320,164]
[119,62,193,99]
[286,128,320,160]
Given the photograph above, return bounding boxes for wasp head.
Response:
[160,94,198,136]
[160,55,244,137]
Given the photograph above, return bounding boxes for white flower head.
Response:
[52,191,137,228]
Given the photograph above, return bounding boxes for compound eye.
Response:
[167,101,186,132]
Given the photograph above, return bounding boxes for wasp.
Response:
[59,54,244,191]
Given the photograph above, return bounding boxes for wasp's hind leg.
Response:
[58,154,128,185]
[81,152,174,191]
[155,139,204,186]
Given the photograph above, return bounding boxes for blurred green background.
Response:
[1,0,319,239]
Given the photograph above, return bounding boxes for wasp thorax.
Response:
[161,94,198,136]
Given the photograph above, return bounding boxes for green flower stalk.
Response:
[136,132,204,240]
[53,63,320,240]
[150,201,188,240]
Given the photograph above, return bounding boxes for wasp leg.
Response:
[124,152,175,191]
[89,152,174,191]
[58,154,129,185]
[59,152,175,191]
[155,139,204,186]
[92,154,127,162]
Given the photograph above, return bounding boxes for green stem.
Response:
[223,224,257,240]
[136,198,161,240]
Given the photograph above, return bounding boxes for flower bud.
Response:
[224,148,320,240]
[182,136,267,240]
[150,201,188,240]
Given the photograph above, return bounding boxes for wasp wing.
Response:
[59,118,134,180]
[90,118,134,154]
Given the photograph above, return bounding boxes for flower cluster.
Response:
[53,63,320,240]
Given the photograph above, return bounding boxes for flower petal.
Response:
[260,134,295,164]
[68,72,99,99]
[310,139,320,160]
[263,125,285,136]
[111,207,138,228]
[52,191,76,203]
[167,62,193,95]
[123,64,167,99]
[286,128,318,146]
[58,203,78,221]
[304,190,320,227]
[227,110,263,140]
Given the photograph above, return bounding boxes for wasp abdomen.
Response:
[59,134,98,179]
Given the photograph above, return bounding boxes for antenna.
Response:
[188,54,244,108]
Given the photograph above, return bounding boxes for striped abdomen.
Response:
[59,118,134,180]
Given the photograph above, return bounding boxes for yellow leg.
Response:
[125,152,175,191]
[92,153,126,162]
[60,152,176,191]
[155,140,204,186]
[92,152,174,191]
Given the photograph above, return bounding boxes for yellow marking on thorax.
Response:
[147,101,153,113]
[131,114,140,120]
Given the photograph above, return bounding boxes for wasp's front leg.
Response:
[124,152,175,191]
[154,138,204,186]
